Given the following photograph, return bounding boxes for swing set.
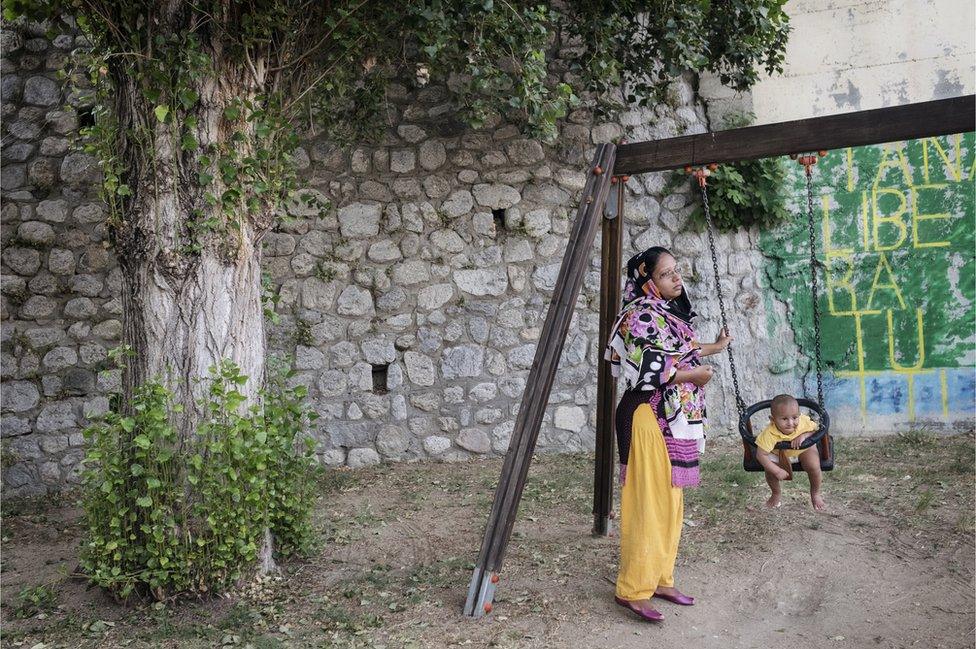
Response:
[690,154,833,475]
[463,95,975,618]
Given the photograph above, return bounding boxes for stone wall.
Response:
[1,23,789,497]
[1,24,121,497]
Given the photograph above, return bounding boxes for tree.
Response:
[4,0,789,594]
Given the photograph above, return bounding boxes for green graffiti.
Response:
[760,133,975,379]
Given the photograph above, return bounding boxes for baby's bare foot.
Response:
[765,493,782,508]
[811,492,826,511]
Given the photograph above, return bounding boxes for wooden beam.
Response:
[463,143,617,619]
[592,179,624,536]
[615,95,976,175]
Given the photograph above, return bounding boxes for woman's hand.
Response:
[714,327,732,351]
[619,464,628,486]
[696,328,732,356]
[683,365,714,387]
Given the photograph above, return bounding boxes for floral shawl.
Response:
[604,253,707,487]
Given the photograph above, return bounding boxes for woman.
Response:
[605,246,730,622]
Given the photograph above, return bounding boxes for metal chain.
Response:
[699,182,746,413]
[804,165,826,407]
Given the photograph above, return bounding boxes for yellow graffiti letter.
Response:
[867,252,907,310]
[873,144,914,188]
[846,147,856,192]
[886,308,925,371]
[922,136,962,183]
[859,190,870,250]
[872,188,907,251]
[911,183,951,248]
[825,254,858,315]
[822,195,853,256]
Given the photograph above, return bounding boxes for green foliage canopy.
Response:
[4,0,791,249]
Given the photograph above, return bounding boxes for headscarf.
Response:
[622,246,695,320]
[609,247,700,390]
[605,246,707,487]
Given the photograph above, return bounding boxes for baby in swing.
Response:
[754,394,826,511]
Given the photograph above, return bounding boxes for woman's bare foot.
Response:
[810,491,826,511]
[765,493,782,508]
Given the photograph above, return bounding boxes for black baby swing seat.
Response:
[738,398,834,472]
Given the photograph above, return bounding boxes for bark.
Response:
[109,33,277,572]
[113,61,266,437]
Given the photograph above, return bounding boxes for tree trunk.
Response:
[119,242,265,436]
[113,67,267,438]
[110,52,277,572]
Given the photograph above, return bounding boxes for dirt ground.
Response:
[2,431,974,649]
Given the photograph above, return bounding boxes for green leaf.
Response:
[154,105,169,123]
[120,417,135,433]
[178,88,199,110]
[136,496,153,507]
[133,435,151,449]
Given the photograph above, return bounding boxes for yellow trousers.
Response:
[616,404,684,600]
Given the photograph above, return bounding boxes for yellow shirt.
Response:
[755,414,819,454]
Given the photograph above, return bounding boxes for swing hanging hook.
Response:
[795,151,827,177]
[685,164,717,188]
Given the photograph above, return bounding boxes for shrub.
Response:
[690,112,791,232]
[80,361,317,600]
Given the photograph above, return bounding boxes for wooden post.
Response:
[464,143,617,618]
[592,178,624,535]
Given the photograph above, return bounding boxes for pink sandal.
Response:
[614,596,664,622]
[653,589,695,606]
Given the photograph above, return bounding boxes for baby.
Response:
[754,394,826,511]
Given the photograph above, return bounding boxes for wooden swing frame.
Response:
[463,95,976,618]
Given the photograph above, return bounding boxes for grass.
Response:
[14,584,58,618]
[521,453,591,515]
[830,430,975,543]
[1,433,973,648]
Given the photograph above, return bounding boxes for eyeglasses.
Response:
[655,267,681,281]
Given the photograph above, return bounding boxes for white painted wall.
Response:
[701,0,976,125]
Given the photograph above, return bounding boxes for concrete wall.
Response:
[701,0,976,125]
[700,0,976,435]
[760,135,975,432]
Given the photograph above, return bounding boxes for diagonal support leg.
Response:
[463,144,618,618]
